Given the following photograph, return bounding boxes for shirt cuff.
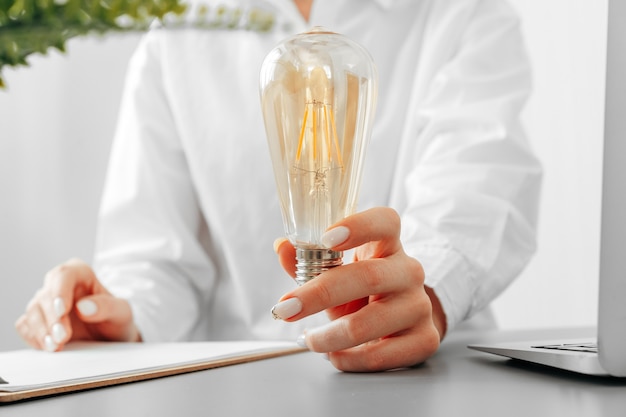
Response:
[407,244,475,332]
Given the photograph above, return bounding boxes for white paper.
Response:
[0,340,299,392]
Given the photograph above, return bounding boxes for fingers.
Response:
[273,207,402,279]
[14,258,125,351]
[297,283,440,372]
[271,243,432,371]
[15,295,49,350]
[271,207,442,372]
[276,254,424,320]
[15,303,70,351]
[45,258,106,314]
[16,283,73,351]
[303,287,428,352]
[326,326,440,372]
[323,207,402,258]
[272,209,421,319]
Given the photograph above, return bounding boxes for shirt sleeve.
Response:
[93,31,216,342]
[395,0,542,331]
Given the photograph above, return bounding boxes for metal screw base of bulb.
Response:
[295,248,343,286]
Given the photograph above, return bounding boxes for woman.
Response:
[15,0,541,372]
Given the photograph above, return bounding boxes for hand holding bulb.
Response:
[273,207,445,372]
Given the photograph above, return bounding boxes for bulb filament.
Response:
[296,100,343,169]
[295,67,344,172]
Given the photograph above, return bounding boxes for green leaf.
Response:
[0,1,275,88]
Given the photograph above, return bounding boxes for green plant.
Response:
[0,0,275,88]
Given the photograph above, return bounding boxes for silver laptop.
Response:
[469,0,626,377]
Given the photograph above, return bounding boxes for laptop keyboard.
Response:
[531,342,598,353]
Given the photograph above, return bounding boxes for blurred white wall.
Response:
[492,0,607,329]
[0,0,608,351]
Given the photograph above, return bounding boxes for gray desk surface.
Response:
[2,327,625,416]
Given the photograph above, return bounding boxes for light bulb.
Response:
[260,27,378,285]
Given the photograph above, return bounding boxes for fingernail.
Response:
[53,297,65,318]
[77,299,98,316]
[273,237,289,253]
[271,298,302,320]
[296,333,308,349]
[321,226,350,249]
[51,323,67,344]
[44,335,58,352]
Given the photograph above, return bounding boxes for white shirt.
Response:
[95,0,542,342]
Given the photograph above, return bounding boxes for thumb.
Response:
[75,294,133,326]
[75,294,141,342]
[274,237,297,278]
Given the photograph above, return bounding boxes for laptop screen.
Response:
[597,0,626,376]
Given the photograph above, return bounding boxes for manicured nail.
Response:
[321,226,350,249]
[296,333,308,349]
[51,323,67,344]
[271,298,302,320]
[77,299,98,316]
[273,237,289,253]
[53,297,65,318]
[44,335,58,352]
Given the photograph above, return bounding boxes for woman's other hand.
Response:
[15,258,141,351]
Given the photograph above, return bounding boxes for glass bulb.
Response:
[260,27,378,285]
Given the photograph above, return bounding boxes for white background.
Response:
[0,0,608,350]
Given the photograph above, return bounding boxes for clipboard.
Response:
[0,340,305,403]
